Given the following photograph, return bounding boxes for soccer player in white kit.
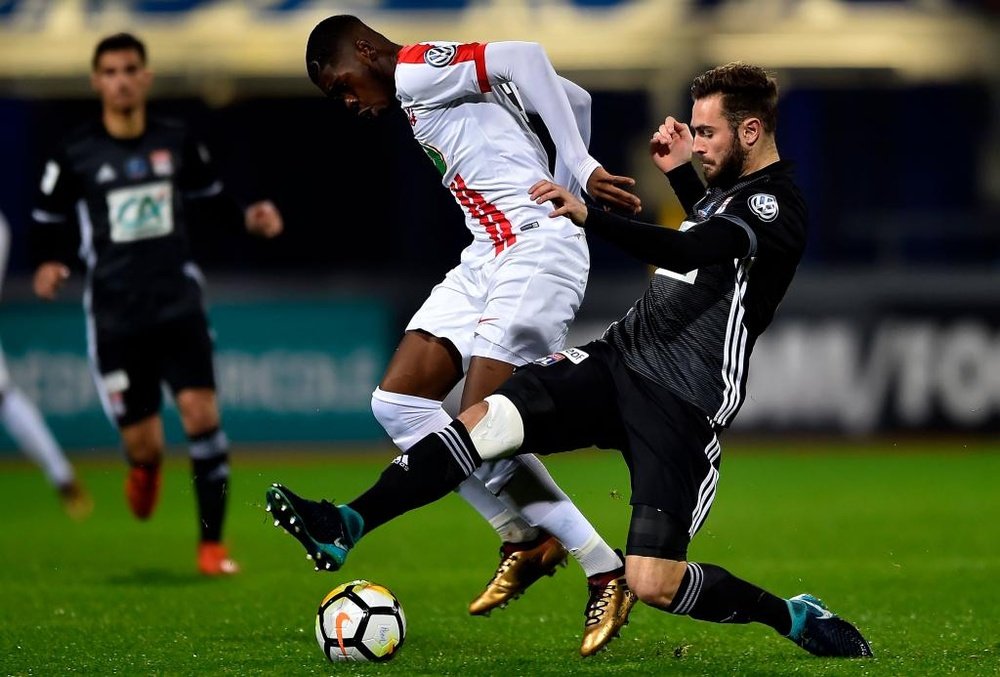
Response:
[0,209,92,520]
[293,16,643,655]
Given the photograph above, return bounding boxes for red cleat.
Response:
[125,464,161,520]
[198,541,240,576]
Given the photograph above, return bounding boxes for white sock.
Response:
[496,454,622,577]
[572,533,624,578]
[371,387,536,543]
[1,387,74,487]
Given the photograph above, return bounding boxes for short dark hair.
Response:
[305,15,365,84]
[690,63,778,133]
[92,33,147,70]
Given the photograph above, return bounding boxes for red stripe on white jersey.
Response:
[450,174,516,255]
[397,43,491,93]
[397,44,431,64]
[454,43,490,93]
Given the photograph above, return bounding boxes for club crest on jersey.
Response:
[533,353,566,367]
[424,44,457,67]
[748,193,778,222]
[533,348,589,367]
[149,149,173,177]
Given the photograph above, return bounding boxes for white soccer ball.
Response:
[315,579,406,662]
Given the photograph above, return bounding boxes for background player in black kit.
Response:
[266,63,873,658]
[31,33,283,575]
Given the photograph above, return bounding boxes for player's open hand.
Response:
[650,116,693,174]
[586,167,641,214]
[529,180,588,226]
[245,200,284,238]
[33,262,70,300]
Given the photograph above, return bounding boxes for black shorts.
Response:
[92,312,216,428]
[495,340,721,559]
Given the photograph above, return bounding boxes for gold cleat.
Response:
[580,576,637,657]
[469,535,568,615]
[58,479,94,522]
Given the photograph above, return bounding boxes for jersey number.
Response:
[655,267,698,284]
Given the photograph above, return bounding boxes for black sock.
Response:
[349,420,480,534]
[667,563,792,635]
[189,428,230,543]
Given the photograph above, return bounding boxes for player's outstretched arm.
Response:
[485,42,640,213]
[530,179,750,272]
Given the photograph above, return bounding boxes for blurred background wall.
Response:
[0,0,998,449]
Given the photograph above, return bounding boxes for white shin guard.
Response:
[467,394,525,461]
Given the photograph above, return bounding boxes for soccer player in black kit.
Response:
[31,33,283,575]
[266,64,873,658]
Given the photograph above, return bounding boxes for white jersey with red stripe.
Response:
[395,41,588,263]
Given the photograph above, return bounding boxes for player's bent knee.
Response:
[371,387,451,451]
[628,573,678,610]
[467,394,524,461]
[181,411,219,438]
[370,388,399,433]
[626,560,687,611]
[176,391,219,436]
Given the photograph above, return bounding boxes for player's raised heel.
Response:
[264,483,363,572]
[580,576,637,657]
[786,593,873,658]
[468,535,568,616]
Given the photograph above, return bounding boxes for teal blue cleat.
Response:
[786,593,873,658]
[265,483,364,572]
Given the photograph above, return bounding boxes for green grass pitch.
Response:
[1,441,997,676]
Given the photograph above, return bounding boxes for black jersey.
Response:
[31,118,224,337]
[603,161,807,428]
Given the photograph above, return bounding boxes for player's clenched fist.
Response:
[650,116,693,174]
[32,261,70,300]
[244,200,284,238]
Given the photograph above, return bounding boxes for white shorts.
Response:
[406,232,589,370]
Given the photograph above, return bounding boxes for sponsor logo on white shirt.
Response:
[424,44,457,68]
